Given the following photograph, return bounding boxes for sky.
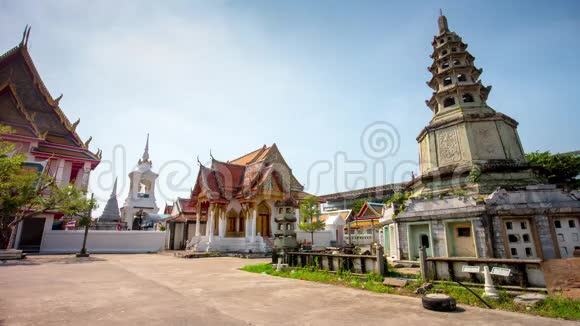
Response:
[1,1,579,215]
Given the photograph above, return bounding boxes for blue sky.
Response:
[1,1,579,214]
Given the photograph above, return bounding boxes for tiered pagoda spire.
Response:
[425,12,492,120]
[98,178,121,222]
[411,13,543,196]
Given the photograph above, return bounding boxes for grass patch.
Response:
[241,263,580,321]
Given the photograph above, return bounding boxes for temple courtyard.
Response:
[0,255,574,325]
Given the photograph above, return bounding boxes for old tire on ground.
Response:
[422,294,456,312]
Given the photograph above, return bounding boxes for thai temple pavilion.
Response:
[166,144,309,252]
[0,27,101,251]
[380,14,580,263]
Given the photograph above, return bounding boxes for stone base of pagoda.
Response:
[411,161,546,197]
[192,236,269,253]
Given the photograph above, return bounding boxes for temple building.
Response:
[171,144,309,252]
[120,135,160,230]
[164,197,199,250]
[0,27,101,251]
[380,14,580,264]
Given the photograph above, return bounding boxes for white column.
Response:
[208,208,214,242]
[195,211,200,237]
[251,208,257,242]
[219,212,226,238]
[245,213,249,239]
[271,206,277,238]
[54,159,66,186]
[295,208,300,230]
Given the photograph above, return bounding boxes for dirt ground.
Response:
[0,254,574,325]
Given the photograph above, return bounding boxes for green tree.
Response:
[298,195,325,245]
[0,126,96,249]
[526,151,580,188]
[384,192,410,217]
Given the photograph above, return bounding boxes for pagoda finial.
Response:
[438,10,449,34]
[142,134,150,162]
[111,177,118,197]
[209,148,214,160]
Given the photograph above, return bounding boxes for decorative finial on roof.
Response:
[72,118,80,131]
[142,134,150,162]
[84,136,92,148]
[55,93,63,105]
[196,155,201,166]
[20,25,29,48]
[25,26,31,48]
[209,149,214,160]
[438,10,449,34]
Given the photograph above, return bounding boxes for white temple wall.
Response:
[40,230,165,253]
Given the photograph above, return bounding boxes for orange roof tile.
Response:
[229,145,271,165]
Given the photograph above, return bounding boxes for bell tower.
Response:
[413,13,544,196]
[121,134,159,229]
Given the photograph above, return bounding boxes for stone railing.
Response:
[424,256,545,288]
[286,247,385,275]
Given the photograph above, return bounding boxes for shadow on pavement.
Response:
[1,255,106,266]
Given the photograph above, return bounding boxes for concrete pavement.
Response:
[0,254,574,325]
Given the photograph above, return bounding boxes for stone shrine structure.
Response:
[380,14,580,266]
[120,135,159,230]
[93,178,124,230]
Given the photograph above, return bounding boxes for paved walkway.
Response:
[0,254,574,325]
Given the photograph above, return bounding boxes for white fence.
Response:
[40,230,166,254]
[296,230,334,247]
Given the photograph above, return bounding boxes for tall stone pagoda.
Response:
[380,13,580,266]
[120,135,159,230]
[412,12,543,196]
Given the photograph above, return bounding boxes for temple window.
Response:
[457,74,467,82]
[452,47,457,52]
[439,39,445,44]
[441,50,448,56]
[462,93,475,103]
[443,97,456,107]
[443,76,452,86]
[453,59,461,66]
[441,62,450,69]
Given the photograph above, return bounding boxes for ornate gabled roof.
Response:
[356,202,384,219]
[191,144,305,205]
[0,29,100,163]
